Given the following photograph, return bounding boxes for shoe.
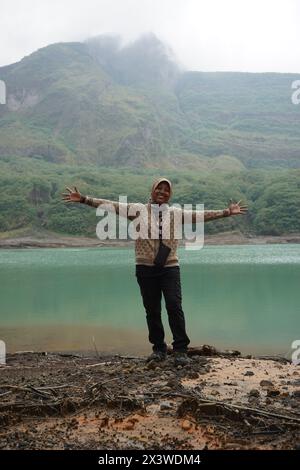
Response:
[146,351,167,363]
[174,352,189,366]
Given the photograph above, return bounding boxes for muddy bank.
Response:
[0,346,299,450]
[0,232,300,248]
[0,235,131,249]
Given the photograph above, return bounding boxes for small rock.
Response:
[99,416,109,428]
[64,443,73,450]
[291,379,300,386]
[160,401,174,411]
[260,380,274,388]
[0,440,7,449]
[187,371,199,380]
[123,420,135,431]
[198,403,221,416]
[165,371,175,377]
[146,361,158,370]
[291,400,299,408]
[181,420,192,431]
[166,378,179,388]
[249,389,260,398]
[244,371,254,376]
[267,389,280,397]
[194,357,208,365]
[135,394,145,400]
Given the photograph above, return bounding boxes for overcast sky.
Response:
[0,0,299,72]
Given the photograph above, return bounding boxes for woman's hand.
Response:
[61,186,82,203]
[228,199,248,216]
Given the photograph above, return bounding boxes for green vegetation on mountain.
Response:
[0,155,299,237]
[0,34,299,237]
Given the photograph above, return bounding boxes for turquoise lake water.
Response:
[0,244,299,356]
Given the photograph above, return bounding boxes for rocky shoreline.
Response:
[0,346,299,450]
[1,232,300,249]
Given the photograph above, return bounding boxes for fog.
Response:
[0,0,299,72]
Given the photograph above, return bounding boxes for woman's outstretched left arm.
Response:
[181,199,248,223]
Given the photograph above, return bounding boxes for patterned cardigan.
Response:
[81,196,230,267]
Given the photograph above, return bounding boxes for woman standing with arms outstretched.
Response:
[62,178,247,365]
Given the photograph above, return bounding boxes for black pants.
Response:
[136,266,190,353]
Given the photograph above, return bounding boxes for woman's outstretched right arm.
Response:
[61,186,138,220]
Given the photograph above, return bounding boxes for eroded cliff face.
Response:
[7,89,40,111]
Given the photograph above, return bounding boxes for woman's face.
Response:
[153,182,171,204]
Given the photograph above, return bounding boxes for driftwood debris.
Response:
[165,344,241,357]
[1,351,299,450]
[178,396,300,424]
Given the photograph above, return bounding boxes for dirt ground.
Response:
[0,347,299,450]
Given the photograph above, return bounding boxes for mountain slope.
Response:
[0,34,299,169]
